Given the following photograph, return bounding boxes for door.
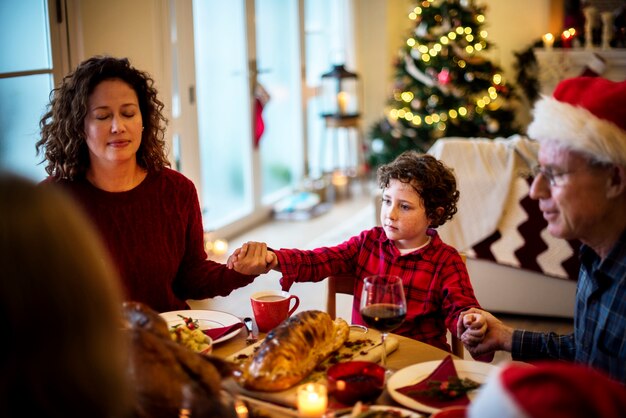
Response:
[173,0,353,236]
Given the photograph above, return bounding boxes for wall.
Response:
[71,0,170,117]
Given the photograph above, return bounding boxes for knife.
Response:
[243,317,259,345]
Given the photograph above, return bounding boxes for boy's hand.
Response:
[456,307,514,356]
[459,312,487,346]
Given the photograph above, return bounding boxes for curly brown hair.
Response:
[377,151,459,227]
[36,56,169,179]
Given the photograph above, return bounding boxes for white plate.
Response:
[160,309,243,344]
[336,405,424,417]
[387,359,497,414]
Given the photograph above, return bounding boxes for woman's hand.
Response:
[227,241,278,275]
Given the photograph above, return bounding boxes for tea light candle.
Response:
[542,33,554,50]
[212,239,229,256]
[297,383,327,417]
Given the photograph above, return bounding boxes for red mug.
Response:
[250,290,300,332]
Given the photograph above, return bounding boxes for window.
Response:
[174,0,354,236]
[0,0,70,180]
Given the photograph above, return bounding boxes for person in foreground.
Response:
[36,56,264,313]
[468,361,626,418]
[458,77,626,382]
[230,152,489,356]
[0,172,130,418]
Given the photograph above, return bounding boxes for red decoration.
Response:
[438,68,451,85]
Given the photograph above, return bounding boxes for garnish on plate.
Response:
[403,376,481,400]
[169,315,211,353]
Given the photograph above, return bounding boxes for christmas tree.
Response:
[368,0,520,168]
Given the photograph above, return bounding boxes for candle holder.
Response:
[320,64,360,119]
[297,383,328,417]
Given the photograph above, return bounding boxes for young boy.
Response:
[229,151,487,355]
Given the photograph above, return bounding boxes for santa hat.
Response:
[467,362,626,418]
[527,77,626,167]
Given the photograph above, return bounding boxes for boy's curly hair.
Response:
[377,151,459,227]
[36,56,169,179]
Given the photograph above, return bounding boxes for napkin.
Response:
[396,355,470,409]
[202,322,244,340]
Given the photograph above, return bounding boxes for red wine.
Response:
[360,303,406,332]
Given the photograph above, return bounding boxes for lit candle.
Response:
[542,33,554,50]
[297,383,327,417]
[561,28,575,48]
[337,91,349,114]
[331,171,350,201]
[212,239,229,256]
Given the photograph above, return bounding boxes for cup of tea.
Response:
[250,290,300,332]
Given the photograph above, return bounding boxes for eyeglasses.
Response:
[531,165,572,187]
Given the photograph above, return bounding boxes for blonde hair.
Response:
[0,172,130,417]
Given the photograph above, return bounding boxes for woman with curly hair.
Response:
[230,151,489,356]
[36,56,265,313]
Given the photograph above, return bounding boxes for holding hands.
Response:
[227,241,278,275]
[456,307,514,357]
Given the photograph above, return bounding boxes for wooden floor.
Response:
[198,182,574,365]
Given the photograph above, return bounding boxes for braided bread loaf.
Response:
[237,310,350,391]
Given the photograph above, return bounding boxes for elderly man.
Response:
[458,77,626,383]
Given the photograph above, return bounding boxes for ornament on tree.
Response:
[404,54,436,87]
[371,138,385,153]
[415,22,428,37]
[486,118,500,133]
[411,99,422,110]
[438,68,452,85]
[427,94,440,107]
[464,72,475,82]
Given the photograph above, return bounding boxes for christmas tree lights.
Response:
[368,0,519,168]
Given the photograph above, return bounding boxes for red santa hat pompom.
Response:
[527,77,626,167]
[467,362,626,418]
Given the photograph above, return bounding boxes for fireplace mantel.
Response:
[533,48,626,94]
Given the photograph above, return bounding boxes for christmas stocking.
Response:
[579,53,606,77]
[254,83,270,148]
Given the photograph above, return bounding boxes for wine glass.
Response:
[359,274,407,377]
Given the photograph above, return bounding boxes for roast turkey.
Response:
[236,310,350,391]
[122,302,237,418]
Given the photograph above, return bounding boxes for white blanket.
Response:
[428,135,538,251]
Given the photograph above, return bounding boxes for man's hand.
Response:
[457,307,514,357]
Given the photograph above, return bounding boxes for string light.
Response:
[401,91,414,102]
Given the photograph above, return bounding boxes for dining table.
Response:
[212,327,458,417]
